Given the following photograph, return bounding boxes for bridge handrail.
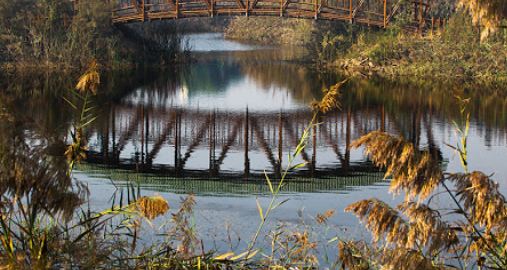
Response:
[111,0,439,31]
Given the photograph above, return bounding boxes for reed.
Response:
[0,62,232,269]
[341,97,507,269]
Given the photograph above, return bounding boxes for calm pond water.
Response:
[2,32,507,263]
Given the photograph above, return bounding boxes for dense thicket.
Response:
[0,0,183,70]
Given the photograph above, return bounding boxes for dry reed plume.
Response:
[311,79,346,113]
[351,131,443,201]
[131,195,170,220]
[76,60,100,94]
[341,127,507,269]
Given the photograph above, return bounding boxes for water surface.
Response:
[2,32,507,263]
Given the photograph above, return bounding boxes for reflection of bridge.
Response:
[112,0,436,28]
[78,162,387,195]
[87,103,396,179]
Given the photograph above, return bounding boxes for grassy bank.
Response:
[225,17,313,45]
[325,13,507,84]
[224,17,347,46]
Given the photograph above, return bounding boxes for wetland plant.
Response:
[340,98,507,269]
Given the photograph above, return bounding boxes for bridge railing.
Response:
[111,0,443,31]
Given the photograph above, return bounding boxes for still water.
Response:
[2,32,507,262]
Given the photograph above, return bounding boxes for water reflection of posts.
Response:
[141,105,145,166]
[381,105,385,132]
[145,107,150,165]
[412,108,421,148]
[102,107,110,163]
[174,110,182,175]
[311,120,317,177]
[90,104,418,178]
[425,110,436,155]
[344,107,351,173]
[251,117,278,173]
[277,112,283,179]
[244,108,250,179]
[209,110,217,176]
[112,105,117,163]
[135,105,146,171]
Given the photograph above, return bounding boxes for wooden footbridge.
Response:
[111,0,436,28]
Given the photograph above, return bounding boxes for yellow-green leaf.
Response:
[264,171,274,194]
[214,252,234,261]
[256,199,264,221]
[230,249,259,261]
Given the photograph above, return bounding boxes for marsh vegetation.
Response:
[2,58,507,268]
[2,1,507,269]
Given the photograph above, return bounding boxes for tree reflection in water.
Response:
[0,102,86,220]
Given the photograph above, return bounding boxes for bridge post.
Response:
[246,0,249,16]
[383,0,387,28]
[176,0,180,18]
[141,0,146,21]
[349,0,353,23]
[420,0,424,24]
[211,0,214,17]
[314,0,318,19]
